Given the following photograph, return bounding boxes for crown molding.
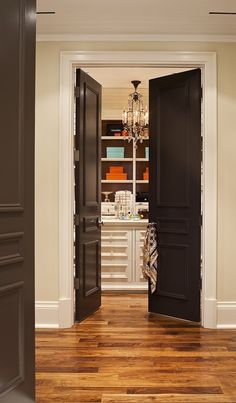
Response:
[36,33,236,42]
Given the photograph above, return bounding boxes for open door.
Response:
[74,69,102,322]
[0,0,35,401]
[149,69,201,322]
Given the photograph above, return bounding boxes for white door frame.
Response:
[59,51,217,329]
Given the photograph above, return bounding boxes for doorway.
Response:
[74,66,202,323]
[59,51,217,329]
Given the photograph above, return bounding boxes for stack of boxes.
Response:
[106,166,127,180]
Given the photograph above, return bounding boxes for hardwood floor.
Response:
[36,293,236,402]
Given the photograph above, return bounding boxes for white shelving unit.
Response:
[136,180,149,184]
[101,122,149,208]
[101,121,149,290]
[102,158,133,162]
[136,158,149,162]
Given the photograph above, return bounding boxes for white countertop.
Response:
[102,217,148,226]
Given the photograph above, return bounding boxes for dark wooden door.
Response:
[149,69,201,322]
[74,69,102,322]
[0,0,35,401]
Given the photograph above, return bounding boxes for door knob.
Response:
[98,219,104,227]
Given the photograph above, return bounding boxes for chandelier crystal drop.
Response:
[122,80,149,147]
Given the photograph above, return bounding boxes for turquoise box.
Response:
[106,147,124,158]
[145,147,149,159]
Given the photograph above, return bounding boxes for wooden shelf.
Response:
[136,180,149,183]
[102,180,133,183]
[102,158,133,162]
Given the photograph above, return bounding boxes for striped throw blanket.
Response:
[142,223,158,293]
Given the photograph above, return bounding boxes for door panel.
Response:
[75,69,101,322]
[0,0,35,401]
[149,69,201,322]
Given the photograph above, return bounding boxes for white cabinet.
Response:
[135,229,147,284]
[101,220,148,290]
[101,229,132,285]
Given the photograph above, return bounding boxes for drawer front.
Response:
[135,230,147,283]
[101,229,132,284]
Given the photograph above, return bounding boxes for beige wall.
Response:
[35,41,236,302]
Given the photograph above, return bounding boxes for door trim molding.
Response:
[59,51,217,328]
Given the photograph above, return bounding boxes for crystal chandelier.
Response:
[122,80,148,147]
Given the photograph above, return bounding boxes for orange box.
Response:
[106,173,127,180]
[143,167,149,180]
[109,166,124,173]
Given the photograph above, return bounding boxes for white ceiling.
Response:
[36,0,236,37]
[83,67,191,88]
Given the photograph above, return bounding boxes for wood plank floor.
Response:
[36,293,236,402]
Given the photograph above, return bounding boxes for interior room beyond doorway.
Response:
[73,65,202,327]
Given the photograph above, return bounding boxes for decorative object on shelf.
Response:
[145,147,149,159]
[122,129,128,137]
[106,166,128,180]
[122,80,149,147]
[115,190,133,219]
[143,127,149,138]
[138,208,149,220]
[101,201,116,216]
[143,167,149,181]
[106,123,123,136]
[136,192,149,202]
[102,191,113,203]
[106,147,124,158]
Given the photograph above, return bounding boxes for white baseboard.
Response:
[217,301,236,329]
[35,301,59,329]
[59,297,74,328]
[35,298,236,329]
[202,298,217,329]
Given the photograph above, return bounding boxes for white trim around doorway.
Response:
[59,51,217,329]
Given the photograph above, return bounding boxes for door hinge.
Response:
[74,149,79,162]
[199,214,203,227]
[199,277,202,290]
[74,277,80,290]
[74,214,80,226]
[201,136,203,162]
[200,86,203,102]
[74,86,80,98]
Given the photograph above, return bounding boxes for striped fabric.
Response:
[142,223,158,293]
